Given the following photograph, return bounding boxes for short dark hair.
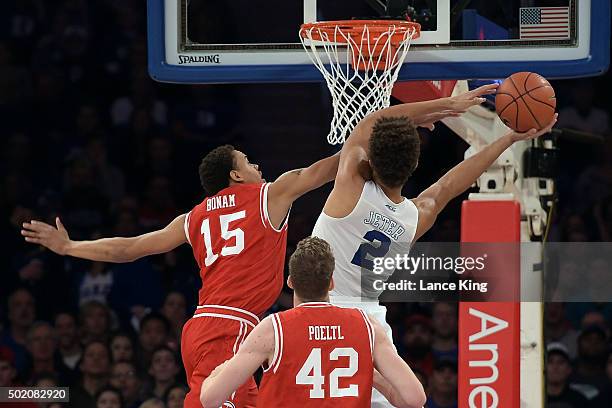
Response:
[31,372,59,386]
[164,383,188,405]
[54,311,76,322]
[433,357,458,373]
[109,331,136,348]
[140,312,171,335]
[369,116,420,187]
[95,386,124,406]
[83,340,110,354]
[79,340,111,371]
[7,286,34,308]
[289,237,335,301]
[199,145,236,195]
[579,325,607,341]
[111,360,140,378]
[150,346,178,367]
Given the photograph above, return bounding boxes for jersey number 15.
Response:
[200,211,246,266]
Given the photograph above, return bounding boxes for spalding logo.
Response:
[178,55,221,64]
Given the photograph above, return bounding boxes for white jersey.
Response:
[312,181,419,299]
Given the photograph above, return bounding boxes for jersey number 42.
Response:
[296,347,358,399]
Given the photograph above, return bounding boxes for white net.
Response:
[300,21,418,145]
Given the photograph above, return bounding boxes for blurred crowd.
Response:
[545,303,612,407]
[0,2,611,408]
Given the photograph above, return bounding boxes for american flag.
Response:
[519,6,570,39]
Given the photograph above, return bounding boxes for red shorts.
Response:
[181,305,260,408]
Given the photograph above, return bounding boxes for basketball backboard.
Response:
[147,0,609,84]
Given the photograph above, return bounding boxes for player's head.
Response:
[288,237,335,303]
[199,145,263,195]
[369,116,420,189]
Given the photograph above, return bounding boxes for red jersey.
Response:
[185,183,288,316]
[257,302,375,407]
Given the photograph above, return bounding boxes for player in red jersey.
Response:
[201,237,426,408]
[20,145,341,408]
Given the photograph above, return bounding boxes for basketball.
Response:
[495,72,556,132]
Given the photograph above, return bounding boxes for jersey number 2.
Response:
[296,347,358,399]
[201,211,246,266]
[350,230,391,271]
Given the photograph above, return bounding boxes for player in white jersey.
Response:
[312,84,558,407]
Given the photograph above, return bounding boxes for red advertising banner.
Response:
[459,302,521,407]
[459,201,521,407]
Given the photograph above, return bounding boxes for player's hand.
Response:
[21,217,71,255]
[510,113,558,142]
[447,83,498,111]
[415,110,465,131]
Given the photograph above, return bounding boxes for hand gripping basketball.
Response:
[510,113,558,142]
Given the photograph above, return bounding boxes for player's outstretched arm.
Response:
[346,84,498,154]
[412,113,558,240]
[200,317,274,408]
[21,214,188,262]
[267,151,340,227]
[371,317,426,408]
[321,85,498,218]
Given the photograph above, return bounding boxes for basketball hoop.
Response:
[300,20,420,145]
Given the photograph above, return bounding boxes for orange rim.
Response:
[300,20,421,44]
